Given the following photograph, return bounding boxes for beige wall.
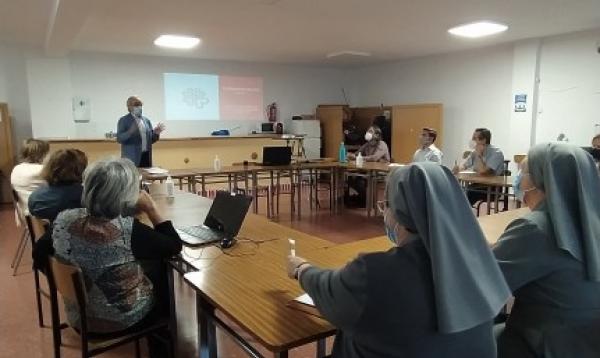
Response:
[49,137,291,169]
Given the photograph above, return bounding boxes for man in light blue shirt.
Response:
[457,128,505,175]
[454,128,506,205]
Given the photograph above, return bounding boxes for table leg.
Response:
[275,351,289,358]
[178,178,184,190]
[270,171,275,218]
[494,186,500,214]
[201,175,206,197]
[197,295,217,358]
[252,171,258,214]
[367,171,373,217]
[276,171,281,217]
[297,169,302,220]
[228,174,232,192]
[309,168,314,211]
[486,186,492,215]
[316,338,327,358]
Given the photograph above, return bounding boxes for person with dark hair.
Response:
[348,125,390,162]
[592,134,600,149]
[28,149,88,222]
[413,128,443,164]
[372,115,391,149]
[346,125,390,207]
[453,128,505,205]
[455,128,504,175]
[286,163,511,358]
[11,138,50,215]
[494,143,600,357]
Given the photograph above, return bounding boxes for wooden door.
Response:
[0,103,15,203]
[316,105,345,159]
[391,104,443,163]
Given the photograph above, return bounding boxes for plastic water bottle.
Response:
[339,142,347,163]
[213,155,222,172]
[356,152,364,167]
[165,175,175,198]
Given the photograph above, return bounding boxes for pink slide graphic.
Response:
[219,76,264,120]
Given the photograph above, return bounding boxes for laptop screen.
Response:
[262,146,292,165]
[203,191,252,237]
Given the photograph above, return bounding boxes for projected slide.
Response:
[164,73,263,121]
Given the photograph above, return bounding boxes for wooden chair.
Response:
[47,257,172,358]
[10,189,31,276]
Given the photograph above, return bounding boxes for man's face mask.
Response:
[132,106,143,118]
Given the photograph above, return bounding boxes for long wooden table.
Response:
[456,172,514,215]
[151,190,529,358]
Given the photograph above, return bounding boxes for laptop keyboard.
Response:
[178,226,222,242]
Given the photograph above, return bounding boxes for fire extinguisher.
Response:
[267,102,277,122]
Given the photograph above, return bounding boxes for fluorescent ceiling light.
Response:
[154,35,201,49]
[448,21,508,38]
[326,51,371,59]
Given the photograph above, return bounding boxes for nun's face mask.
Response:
[379,201,411,246]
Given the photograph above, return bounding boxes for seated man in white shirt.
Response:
[413,128,443,164]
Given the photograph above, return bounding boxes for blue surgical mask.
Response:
[385,223,397,244]
[132,106,142,118]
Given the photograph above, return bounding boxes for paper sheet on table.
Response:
[145,167,169,174]
[288,293,322,318]
[388,163,405,167]
[459,170,477,174]
[294,293,314,306]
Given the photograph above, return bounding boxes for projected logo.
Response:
[182,88,210,109]
[164,73,219,120]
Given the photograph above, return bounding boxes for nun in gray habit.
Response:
[287,163,511,358]
[494,143,600,358]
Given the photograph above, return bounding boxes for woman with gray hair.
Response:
[494,143,600,358]
[287,163,511,357]
[51,157,181,357]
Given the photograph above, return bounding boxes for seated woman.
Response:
[10,138,49,215]
[494,143,600,358]
[28,149,87,222]
[287,163,511,358]
[51,157,182,356]
[346,125,390,207]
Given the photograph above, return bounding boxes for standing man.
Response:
[413,127,443,164]
[117,96,165,167]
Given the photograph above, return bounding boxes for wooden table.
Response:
[152,191,335,358]
[456,173,514,215]
[153,189,529,358]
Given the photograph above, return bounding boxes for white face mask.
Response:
[365,132,374,141]
[132,106,143,118]
[468,140,477,150]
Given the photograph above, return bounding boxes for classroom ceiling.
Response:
[1,0,600,65]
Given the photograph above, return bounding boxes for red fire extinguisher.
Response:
[267,102,277,122]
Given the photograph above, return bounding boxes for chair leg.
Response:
[50,282,62,358]
[12,232,30,276]
[34,269,44,327]
[10,230,28,269]
[266,188,271,218]
[134,339,141,358]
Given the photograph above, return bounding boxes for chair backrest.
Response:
[29,216,48,240]
[48,256,87,310]
[11,188,26,220]
[513,154,526,165]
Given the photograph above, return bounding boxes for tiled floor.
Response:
[0,190,384,358]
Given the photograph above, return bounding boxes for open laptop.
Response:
[261,146,292,166]
[176,191,252,247]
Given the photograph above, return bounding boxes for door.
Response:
[391,104,443,163]
[0,103,15,203]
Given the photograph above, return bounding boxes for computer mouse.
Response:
[220,237,235,249]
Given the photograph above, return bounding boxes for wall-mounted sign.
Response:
[514,94,527,112]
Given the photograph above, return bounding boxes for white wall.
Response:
[352,45,514,166]
[536,29,600,146]
[25,51,350,139]
[0,44,34,150]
